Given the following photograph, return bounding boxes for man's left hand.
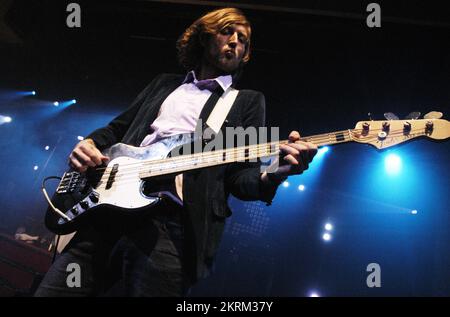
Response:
[262,131,318,183]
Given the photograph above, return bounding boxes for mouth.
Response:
[224,50,235,58]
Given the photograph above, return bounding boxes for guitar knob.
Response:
[362,122,370,135]
[403,122,411,134]
[79,200,89,210]
[378,131,387,140]
[382,122,390,132]
[89,193,99,203]
[425,121,434,134]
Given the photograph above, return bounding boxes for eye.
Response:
[238,35,247,44]
[220,27,232,35]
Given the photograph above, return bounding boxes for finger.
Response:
[292,142,318,162]
[283,155,305,173]
[80,146,108,166]
[89,149,106,166]
[68,160,76,170]
[283,154,299,166]
[69,155,88,172]
[280,144,300,157]
[288,142,308,152]
[80,143,109,165]
[288,144,312,169]
[73,149,96,167]
[100,154,110,163]
[297,142,318,162]
[288,152,309,170]
[288,131,301,142]
[286,143,309,163]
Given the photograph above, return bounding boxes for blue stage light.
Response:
[298,184,305,191]
[314,146,330,159]
[324,223,333,231]
[282,181,289,188]
[53,99,77,108]
[385,153,402,175]
[33,165,39,171]
[308,291,320,297]
[32,91,36,95]
[0,115,12,124]
[77,136,84,141]
[45,145,50,151]
[411,209,418,215]
[319,146,329,154]
[322,232,332,241]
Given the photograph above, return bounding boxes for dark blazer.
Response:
[87,73,280,282]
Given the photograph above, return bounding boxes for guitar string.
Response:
[64,127,426,187]
[61,128,428,189]
[70,129,352,175]
[78,126,424,175]
[112,127,425,183]
[90,127,424,175]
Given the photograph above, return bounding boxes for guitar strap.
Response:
[205,87,239,134]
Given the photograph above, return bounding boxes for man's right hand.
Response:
[69,139,110,173]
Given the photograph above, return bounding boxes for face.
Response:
[203,24,249,75]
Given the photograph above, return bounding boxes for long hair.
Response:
[176,8,252,72]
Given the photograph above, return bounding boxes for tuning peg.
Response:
[404,111,421,120]
[424,111,443,119]
[368,112,373,121]
[384,112,399,120]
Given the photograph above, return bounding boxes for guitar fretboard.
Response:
[138,129,353,179]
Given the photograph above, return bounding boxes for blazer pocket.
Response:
[211,199,233,218]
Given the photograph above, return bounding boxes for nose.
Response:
[228,32,238,48]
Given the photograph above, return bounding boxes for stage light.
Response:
[0,115,12,124]
[324,223,333,231]
[77,136,84,141]
[322,233,332,241]
[411,209,418,215]
[385,153,402,175]
[315,146,330,159]
[319,146,329,154]
[54,99,77,107]
[298,184,305,191]
[20,91,36,96]
[45,145,50,151]
[308,291,320,297]
[33,165,39,171]
[282,181,289,188]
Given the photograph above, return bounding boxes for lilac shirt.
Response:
[140,71,233,147]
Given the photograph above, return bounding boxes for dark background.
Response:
[0,0,449,296]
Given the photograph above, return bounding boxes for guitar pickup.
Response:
[105,164,119,190]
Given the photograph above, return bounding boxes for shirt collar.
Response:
[183,70,233,92]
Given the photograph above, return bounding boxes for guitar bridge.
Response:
[56,171,83,194]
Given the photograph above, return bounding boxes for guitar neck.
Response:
[138,129,353,179]
[298,129,353,146]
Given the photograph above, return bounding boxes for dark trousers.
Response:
[34,200,190,297]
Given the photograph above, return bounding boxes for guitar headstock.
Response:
[351,117,450,149]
